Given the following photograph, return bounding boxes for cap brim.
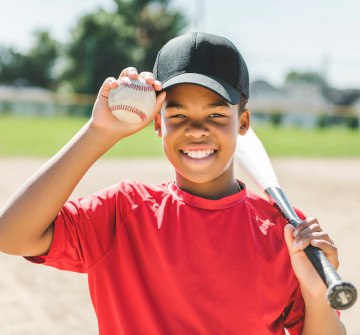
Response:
[162,73,241,105]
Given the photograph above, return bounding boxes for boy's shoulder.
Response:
[91,180,170,203]
[244,187,275,209]
[118,179,170,196]
[244,187,306,222]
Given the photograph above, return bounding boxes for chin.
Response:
[177,170,222,185]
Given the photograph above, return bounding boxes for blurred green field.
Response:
[0,115,359,157]
[0,115,163,158]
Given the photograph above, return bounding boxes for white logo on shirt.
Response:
[259,219,275,235]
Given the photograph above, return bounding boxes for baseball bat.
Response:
[235,128,357,310]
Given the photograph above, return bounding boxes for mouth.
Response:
[180,149,216,160]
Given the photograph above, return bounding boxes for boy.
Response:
[0,32,345,334]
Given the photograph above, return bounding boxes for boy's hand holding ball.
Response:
[108,77,156,124]
[92,67,164,139]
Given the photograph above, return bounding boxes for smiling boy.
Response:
[0,32,345,334]
[156,83,246,199]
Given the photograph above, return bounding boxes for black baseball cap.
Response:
[153,32,249,104]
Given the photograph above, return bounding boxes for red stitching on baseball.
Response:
[121,82,154,92]
[110,104,147,121]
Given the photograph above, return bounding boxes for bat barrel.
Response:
[265,186,357,310]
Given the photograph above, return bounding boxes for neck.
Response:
[176,177,242,200]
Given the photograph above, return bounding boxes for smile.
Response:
[181,149,215,159]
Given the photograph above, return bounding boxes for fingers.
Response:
[119,67,163,91]
[284,224,296,255]
[98,77,119,99]
[311,238,336,252]
[154,91,167,113]
[311,238,339,267]
[138,72,163,90]
[287,217,339,269]
[120,67,138,80]
[284,222,339,271]
[293,217,333,250]
[139,71,154,84]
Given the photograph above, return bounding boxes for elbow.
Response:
[0,221,19,255]
[0,222,8,254]
[0,225,53,256]
[0,232,24,255]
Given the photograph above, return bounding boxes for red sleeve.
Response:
[283,284,305,335]
[25,183,127,273]
[294,208,306,221]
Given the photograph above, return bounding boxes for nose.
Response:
[184,121,210,139]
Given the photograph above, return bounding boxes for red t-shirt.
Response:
[26,181,305,335]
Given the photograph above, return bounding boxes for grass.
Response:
[255,126,360,157]
[0,115,163,158]
[0,114,359,157]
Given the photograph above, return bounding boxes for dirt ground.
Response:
[0,157,359,335]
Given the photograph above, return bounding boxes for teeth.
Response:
[182,150,214,159]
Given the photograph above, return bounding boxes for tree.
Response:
[285,71,325,86]
[25,31,59,88]
[61,0,187,94]
[0,47,26,84]
[0,31,59,89]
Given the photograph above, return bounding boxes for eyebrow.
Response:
[165,98,229,109]
[165,101,184,109]
[207,99,230,108]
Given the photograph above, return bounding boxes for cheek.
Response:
[219,122,239,138]
[160,120,173,141]
[161,117,183,139]
[219,126,238,153]
[160,120,176,153]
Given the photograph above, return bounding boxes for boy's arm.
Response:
[0,69,165,257]
[284,218,347,335]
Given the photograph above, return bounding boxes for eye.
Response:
[170,114,187,119]
[209,113,225,118]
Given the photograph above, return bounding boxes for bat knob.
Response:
[327,281,357,310]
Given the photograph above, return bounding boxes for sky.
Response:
[1,0,360,89]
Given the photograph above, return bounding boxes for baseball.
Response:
[108,78,156,123]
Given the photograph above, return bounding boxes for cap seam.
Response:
[224,37,242,97]
[219,37,248,99]
[191,32,198,72]
[154,44,165,79]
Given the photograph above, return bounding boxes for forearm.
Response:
[301,286,346,335]
[0,71,164,256]
[0,120,121,255]
[283,223,347,335]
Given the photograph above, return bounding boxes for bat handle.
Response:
[266,187,357,310]
[303,244,357,310]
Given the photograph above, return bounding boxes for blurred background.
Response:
[0,0,359,157]
[0,1,360,334]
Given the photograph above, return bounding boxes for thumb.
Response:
[149,91,166,119]
[284,224,296,256]
[155,91,166,111]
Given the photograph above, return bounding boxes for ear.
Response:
[154,113,162,137]
[238,109,250,135]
